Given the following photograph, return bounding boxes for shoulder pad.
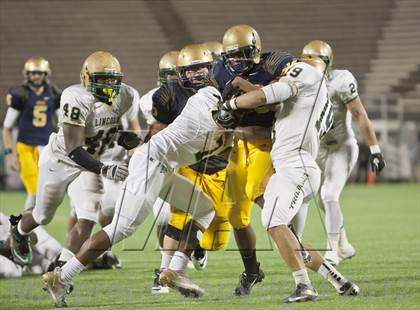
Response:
[262,51,294,76]
[8,85,27,98]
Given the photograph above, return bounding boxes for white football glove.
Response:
[101,163,129,181]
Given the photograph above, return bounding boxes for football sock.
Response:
[59,248,75,262]
[160,252,172,270]
[292,268,311,286]
[317,261,347,290]
[241,250,259,274]
[169,251,189,271]
[17,221,30,236]
[324,201,342,242]
[60,257,85,284]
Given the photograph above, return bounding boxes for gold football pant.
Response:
[168,166,231,251]
[16,142,40,195]
[226,137,273,229]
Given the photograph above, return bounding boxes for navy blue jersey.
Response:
[214,51,293,127]
[6,83,61,146]
[152,82,228,174]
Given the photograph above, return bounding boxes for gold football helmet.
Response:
[80,51,123,105]
[301,40,334,69]
[158,51,179,85]
[23,56,51,76]
[177,44,214,89]
[222,24,261,74]
[202,41,223,60]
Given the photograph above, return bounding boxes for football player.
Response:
[0,212,61,278]
[41,44,234,307]
[139,51,180,133]
[217,54,359,303]
[213,24,293,296]
[300,40,385,265]
[2,57,61,211]
[56,102,140,269]
[8,51,136,267]
[149,43,232,294]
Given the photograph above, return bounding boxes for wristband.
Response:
[4,148,13,155]
[225,98,238,110]
[370,144,381,154]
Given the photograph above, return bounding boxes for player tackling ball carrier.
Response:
[216,52,360,303]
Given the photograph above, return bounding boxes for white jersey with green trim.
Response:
[269,61,332,169]
[144,86,230,169]
[49,83,138,166]
[322,69,358,147]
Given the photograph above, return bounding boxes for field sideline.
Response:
[0,184,419,309]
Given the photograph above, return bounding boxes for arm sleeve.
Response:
[3,108,21,128]
[261,77,296,104]
[152,85,176,125]
[340,70,359,104]
[60,88,90,127]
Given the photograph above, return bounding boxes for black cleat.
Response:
[282,283,318,303]
[47,255,66,272]
[87,251,122,270]
[9,214,32,266]
[339,281,360,296]
[233,263,265,296]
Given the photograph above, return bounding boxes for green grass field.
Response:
[0,184,419,309]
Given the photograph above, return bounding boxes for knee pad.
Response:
[200,218,231,251]
[228,203,251,229]
[320,186,340,205]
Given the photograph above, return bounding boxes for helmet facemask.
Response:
[158,68,178,86]
[88,72,123,105]
[178,62,213,90]
[223,45,259,75]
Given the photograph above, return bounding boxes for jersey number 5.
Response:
[33,100,48,127]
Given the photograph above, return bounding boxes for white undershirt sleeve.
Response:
[3,108,21,128]
[261,78,297,104]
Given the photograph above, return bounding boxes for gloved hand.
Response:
[213,104,237,129]
[369,145,386,175]
[117,130,142,150]
[101,163,129,181]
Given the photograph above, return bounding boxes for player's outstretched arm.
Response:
[63,124,128,181]
[224,78,296,110]
[347,97,385,174]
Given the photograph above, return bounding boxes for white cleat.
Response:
[338,242,356,262]
[159,269,204,298]
[324,250,340,266]
[187,260,195,269]
[192,250,208,270]
[42,268,71,308]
